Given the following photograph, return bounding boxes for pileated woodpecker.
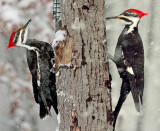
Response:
[106,9,148,129]
[7,19,58,119]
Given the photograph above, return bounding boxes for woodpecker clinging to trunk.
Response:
[7,19,58,119]
[106,9,148,130]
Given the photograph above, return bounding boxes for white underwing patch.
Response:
[126,17,139,34]
[127,67,134,75]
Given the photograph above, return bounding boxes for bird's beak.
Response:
[106,14,126,20]
[106,15,132,24]
[106,16,119,20]
[23,19,32,29]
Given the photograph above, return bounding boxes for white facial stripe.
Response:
[23,27,28,43]
[126,17,139,34]
[127,17,139,24]
[115,19,131,24]
[17,30,22,46]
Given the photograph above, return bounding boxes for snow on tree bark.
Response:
[55,0,113,130]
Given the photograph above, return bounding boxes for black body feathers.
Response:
[26,39,58,119]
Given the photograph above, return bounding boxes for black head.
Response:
[106,9,148,25]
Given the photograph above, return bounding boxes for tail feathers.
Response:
[50,88,58,114]
[127,72,142,112]
[113,74,130,131]
[52,103,58,114]
[51,96,58,114]
[140,94,143,105]
[40,103,51,119]
[134,96,140,113]
[132,93,143,113]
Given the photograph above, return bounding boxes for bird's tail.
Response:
[113,72,130,131]
[40,103,51,119]
[51,92,58,114]
[49,78,58,114]
[39,90,52,119]
[131,92,142,113]
[128,73,141,112]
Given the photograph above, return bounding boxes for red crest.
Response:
[125,8,148,18]
[7,31,16,50]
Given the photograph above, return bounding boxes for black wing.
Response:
[26,50,40,103]
[26,39,58,118]
[121,32,144,112]
[37,46,58,118]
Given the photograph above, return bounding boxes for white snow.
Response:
[71,18,86,30]
[57,90,72,102]
[55,112,61,131]
[19,0,35,8]
[56,71,59,77]
[21,122,31,131]
[52,30,66,48]
[57,90,66,97]
[55,127,59,131]
[58,63,72,68]
[57,113,61,124]
[1,5,21,25]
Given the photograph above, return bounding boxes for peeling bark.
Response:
[56,0,113,130]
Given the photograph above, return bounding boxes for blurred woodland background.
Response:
[0,0,160,131]
[0,0,57,131]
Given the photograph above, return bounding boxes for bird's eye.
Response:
[123,12,128,16]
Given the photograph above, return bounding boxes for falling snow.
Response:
[0,0,58,131]
[0,0,160,131]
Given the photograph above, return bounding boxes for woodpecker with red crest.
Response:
[7,19,58,119]
[106,9,148,130]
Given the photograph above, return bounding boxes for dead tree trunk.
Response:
[56,0,113,130]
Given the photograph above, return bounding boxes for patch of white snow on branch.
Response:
[58,63,72,68]
[57,113,61,124]
[52,30,66,48]
[71,18,85,30]
[56,71,59,77]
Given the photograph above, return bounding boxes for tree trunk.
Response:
[56,0,113,130]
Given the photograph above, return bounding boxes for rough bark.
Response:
[56,0,113,130]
